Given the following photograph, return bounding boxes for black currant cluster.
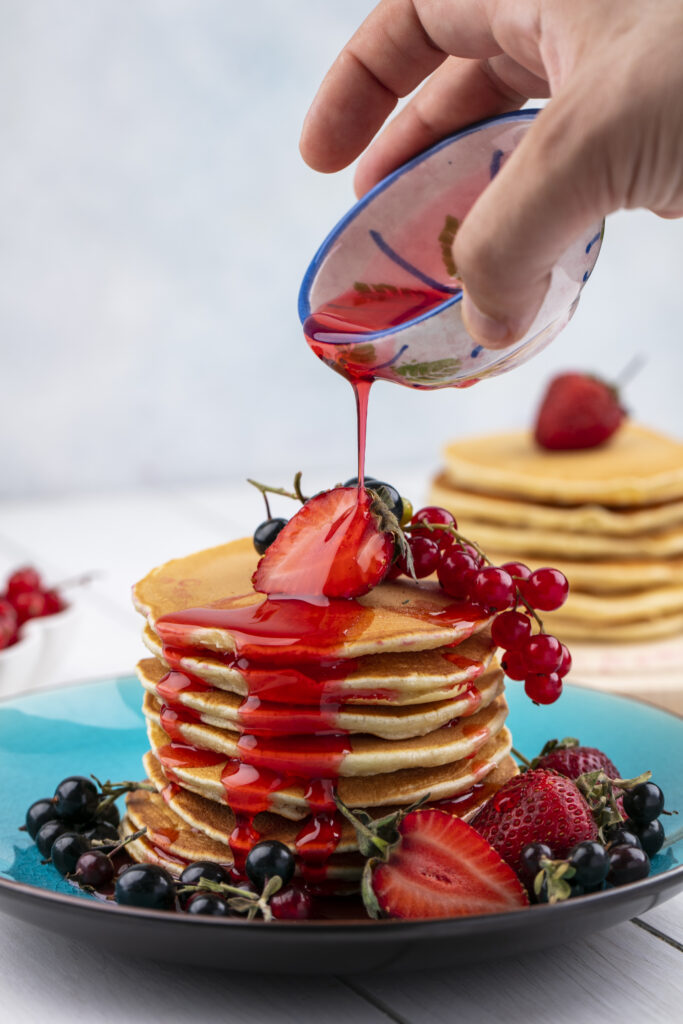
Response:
[521,781,666,904]
[25,775,125,888]
[115,840,310,920]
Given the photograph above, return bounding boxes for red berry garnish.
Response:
[0,599,18,631]
[471,568,515,612]
[0,620,15,650]
[491,610,531,652]
[6,566,43,600]
[520,633,563,674]
[524,673,563,705]
[401,536,440,579]
[385,560,403,581]
[500,561,531,582]
[557,643,572,678]
[437,549,478,599]
[410,507,456,548]
[42,589,65,615]
[13,590,48,624]
[521,568,569,612]
[501,649,527,680]
[270,884,313,920]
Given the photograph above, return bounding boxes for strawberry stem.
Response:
[511,746,532,769]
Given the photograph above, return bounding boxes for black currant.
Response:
[567,841,610,888]
[253,518,288,555]
[53,776,99,824]
[35,819,70,858]
[25,799,59,839]
[82,821,120,845]
[51,832,90,877]
[519,842,553,881]
[627,818,665,858]
[115,864,176,910]
[245,840,295,891]
[96,802,121,828]
[603,823,642,849]
[623,782,664,825]
[74,849,114,888]
[607,844,650,886]
[346,478,404,522]
[185,892,231,916]
[179,861,230,888]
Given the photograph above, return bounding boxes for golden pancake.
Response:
[482,550,683,595]
[430,474,683,537]
[548,585,683,626]
[137,657,504,740]
[143,691,508,778]
[145,718,513,818]
[442,423,683,507]
[434,518,683,560]
[133,538,493,659]
[141,622,496,705]
[543,610,683,643]
[122,750,519,876]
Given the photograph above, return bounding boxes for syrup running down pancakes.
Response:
[123,538,517,886]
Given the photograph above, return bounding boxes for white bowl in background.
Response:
[0,600,82,699]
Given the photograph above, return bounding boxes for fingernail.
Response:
[461,293,514,349]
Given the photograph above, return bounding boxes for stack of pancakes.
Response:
[430,423,683,646]
[121,538,516,885]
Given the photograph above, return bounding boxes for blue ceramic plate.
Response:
[0,677,681,974]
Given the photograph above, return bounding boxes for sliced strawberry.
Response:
[534,372,625,450]
[253,487,395,599]
[369,809,528,919]
[472,768,598,876]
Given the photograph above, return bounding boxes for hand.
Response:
[300,0,683,347]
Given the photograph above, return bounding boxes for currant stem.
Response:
[91,777,156,816]
[247,476,309,505]
[511,746,532,769]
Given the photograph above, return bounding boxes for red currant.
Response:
[0,620,15,650]
[384,560,403,581]
[471,567,516,611]
[6,567,43,600]
[13,590,47,624]
[401,536,440,579]
[524,673,563,705]
[501,561,531,582]
[520,633,563,674]
[270,884,313,920]
[557,643,572,678]
[42,589,65,615]
[521,568,569,611]
[0,599,18,631]
[437,549,478,599]
[410,507,456,549]
[501,649,527,681]
[491,610,531,651]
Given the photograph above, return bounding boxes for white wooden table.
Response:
[1,481,681,1024]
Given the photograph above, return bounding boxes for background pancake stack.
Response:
[429,422,683,704]
[121,538,517,886]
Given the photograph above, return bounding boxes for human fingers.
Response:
[353,54,549,197]
[299,0,500,173]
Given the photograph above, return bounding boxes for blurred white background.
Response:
[1,0,682,500]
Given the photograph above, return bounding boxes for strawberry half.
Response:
[472,768,598,876]
[368,809,529,919]
[534,372,625,450]
[253,486,395,599]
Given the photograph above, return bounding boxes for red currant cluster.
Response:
[0,566,66,650]
[392,506,571,705]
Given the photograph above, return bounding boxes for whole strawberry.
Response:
[472,768,598,876]
[531,737,620,781]
[534,372,625,450]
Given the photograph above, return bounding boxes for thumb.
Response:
[453,95,613,349]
